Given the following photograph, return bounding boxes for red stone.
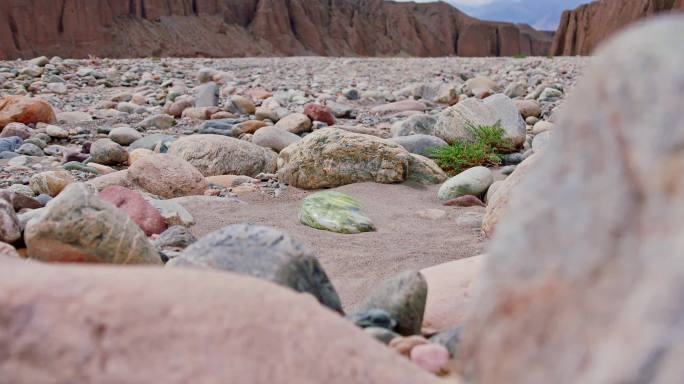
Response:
[0,96,56,129]
[304,104,335,126]
[98,186,167,236]
[443,195,485,207]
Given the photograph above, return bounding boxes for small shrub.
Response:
[428,123,514,174]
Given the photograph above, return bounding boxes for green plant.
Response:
[512,53,527,59]
[428,123,514,174]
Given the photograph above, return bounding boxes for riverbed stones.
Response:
[407,154,447,185]
[98,186,167,236]
[391,114,437,137]
[434,98,498,144]
[109,126,143,146]
[0,200,21,244]
[277,128,410,189]
[483,94,526,146]
[24,183,161,264]
[438,166,494,201]
[300,191,375,234]
[90,138,128,165]
[29,170,74,197]
[252,126,301,152]
[0,96,56,128]
[274,113,312,134]
[127,154,208,198]
[168,224,344,313]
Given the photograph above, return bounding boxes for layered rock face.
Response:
[551,0,684,55]
[0,0,552,59]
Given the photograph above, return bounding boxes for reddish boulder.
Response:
[304,104,335,126]
[0,96,56,129]
[443,195,485,207]
[98,186,167,236]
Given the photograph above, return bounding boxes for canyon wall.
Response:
[551,0,684,55]
[0,0,553,59]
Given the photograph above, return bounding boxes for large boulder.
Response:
[168,134,277,177]
[0,96,56,128]
[391,134,447,156]
[167,224,344,314]
[483,94,527,147]
[434,98,498,144]
[24,183,161,265]
[462,18,684,383]
[0,261,436,384]
[127,154,208,198]
[277,128,410,189]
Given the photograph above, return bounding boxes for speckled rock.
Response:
[407,154,447,185]
[300,191,375,234]
[89,138,128,165]
[29,170,74,197]
[127,154,208,199]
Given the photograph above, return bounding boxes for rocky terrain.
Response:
[0,0,552,59]
[1,13,683,384]
[551,0,684,55]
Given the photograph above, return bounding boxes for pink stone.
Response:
[98,186,167,236]
[304,103,335,126]
[410,344,450,374]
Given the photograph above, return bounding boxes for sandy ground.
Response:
[175,182,487,312]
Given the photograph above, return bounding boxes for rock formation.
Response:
[551,0,684,55]
[0,0,552,59]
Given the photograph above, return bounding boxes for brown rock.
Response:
[127,154,208,198]
[0,96,56,128]
[443,195,485,207]
[0,122,31,139]
[245,88,272,100]
[465,77,499,99]
[0,190,42,210]
[164,97,194,118]
[98,186,168,236]
[29,170,74,197]
[304,103,335,125]
[513,100,541,118]
[234,120,268,135]
[0,261,436,384]
[230,95,256,115]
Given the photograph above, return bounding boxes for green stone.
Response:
[299,191,375,234]
[62,161,99,175]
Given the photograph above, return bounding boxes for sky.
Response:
[395,0,592,30]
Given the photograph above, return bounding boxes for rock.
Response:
[7,184,34,198]
[429,327,463,358]
[147,198,195,227]
[168,135,277,177]
[483,94,527,146]
[89,138,128,165]
[303,103,335,125]
[455,211,484,229]
[434,98,498,144]
[514,99,541,118]
[278,128,410,189]
[98,186,167,236]
[421,256,484,333]
[407,154,447,185]
[389,335,428,357]
[274,113,312,134]
[0,96,56,128]
[531,121,554,134]
[438,166,494,201]
[0,241,19,258]
[254,106,280,122]
[29,170,74,197]
[85,170,133,192]
[195,82,219,107]
[463,20,684,383]
[538,87,563,102]
[252,126,301,152]
[0,190,41,210]
[128,148,154,164]
[109,126,143,146]
[299,191,375,234]
[127,154,208,198]
[0,122,31,139]
[45,124,69,139]
[359,271,427,336]
[347,309,397,330]
[56,111,92,123]
[229,95,256,115]
[168,224,343,313]
[371,100,427,114]
[391,134,447,156]
[0,200,21,244]
[16,143,44,156]
[504,82,526,98]
[443,195,485,207]
[0,261,434,384]
[233,120,268,135]
[326,101,353,118]
[165,97,194,118]
[0,137,23,153]
[139,114,174,129]
[154,225,197,252]
[465,77,499,98]
[24,183,161,264]
[531,131,551,152]
[182,106,219,120]
[410,344,450,374]
[129,133,175,151]
[364,327,401,345]
[391,114,437,137]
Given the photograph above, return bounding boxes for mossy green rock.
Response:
[300,191,375,234]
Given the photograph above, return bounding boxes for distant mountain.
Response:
[457,0,591,31]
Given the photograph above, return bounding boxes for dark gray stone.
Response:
[0,137,23,153]
[391,134,447,156]
[364,327,400,345]
[346,309,397,330]
[129,134,175,151]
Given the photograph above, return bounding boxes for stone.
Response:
[465,77,499,98]
[364,327,401,345]
[129,133,175,151]
[326,101,353,118]
[85,170,133,192]
[359,271,427,336]
[389,335,428,357]
[165,97,194,118]
[7,184,35,197]
[16,143,44,156]
[274,113,312,134]
[438,166,494,201]
[168,224,344,313]
[89,139,128,165]
[195,82,219,107]
[278,128,410,189]
[0,241,19,258]
[531,121,554,135]
[182,107,219,120]
[252,126,301,152]
[407,154,447,185]
[139,114,174,129]
[24,183,161,264]
[0,261,434,384]
[429,327,463,358]
[233,120,268,135]
[0,122,31,139]
[371,100,427,114]
[168,135,277,177]
[347,309,397,330]
[229,95,256,115]
[443,195,485,207]
[514,99,541,118]
[463,19,684,383]
[147,198,195,227]
[303,103,335,125]
[483,94,527,146]
[0,200,21,244]
[0,137,23,153]
[0,190,41,210]
[127,154,208,199]
[434,98,498,144]
[531,131,551,152]
[128,148,154,164]
[29,170,74,197]
[98,186,167,236]
[410,344,450,374]
[504,82,526,98]
[0,96,56,128]
[154,225,197,252]
[391,134,447,156]
[300,191,375,234]
[538,87,563,101]
[254,106,280,122]
[391,114,437,137]
[109,126,143,146]
[45,124,69,139]
[420,256,484,333]
[56,111,92,123]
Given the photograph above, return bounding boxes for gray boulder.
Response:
[391,134,447,156]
